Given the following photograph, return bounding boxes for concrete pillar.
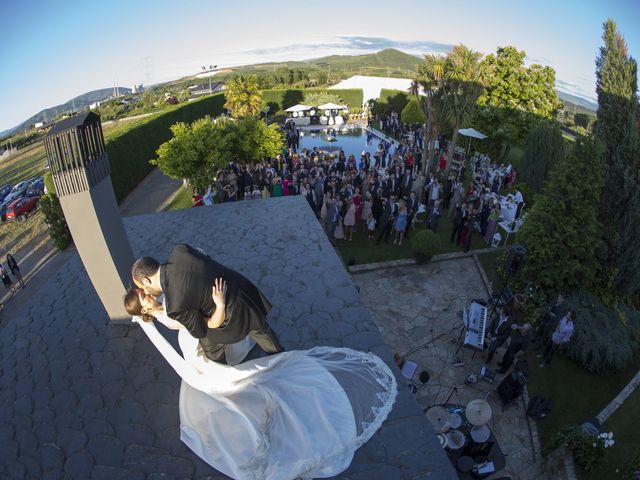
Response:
[44,112,134,322]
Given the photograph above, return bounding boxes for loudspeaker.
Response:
[504,245,526,276]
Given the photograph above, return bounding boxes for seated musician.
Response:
[484,306,513,364]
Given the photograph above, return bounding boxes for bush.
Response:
[39,194,71,250]
[550,426,615,472]
[564,291,639,373]
[410,229,442,260]
[401,100,425,124]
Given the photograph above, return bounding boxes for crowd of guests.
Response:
[190,111,524,256]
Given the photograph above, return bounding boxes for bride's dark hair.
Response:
[124,288,154,323]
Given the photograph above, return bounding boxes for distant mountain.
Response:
[557,90,597,112]
[1,87,131,138]
[306,48,421,71]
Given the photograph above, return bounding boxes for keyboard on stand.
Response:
[462,302,488,351]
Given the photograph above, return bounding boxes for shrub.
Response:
[564,290,639,373]
[410,229,442,260]
[39,194,71,250]
[550,426,615,472]
[401,100,425,124]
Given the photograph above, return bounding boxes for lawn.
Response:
[0,142,48,187]
[164,186,193,211]
[525,350,640,479]
[334,211,498,265]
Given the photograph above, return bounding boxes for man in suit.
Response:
[426,200,441,233]
[485,306,513,364]
[132,244,282,364]
[376,198,395,244]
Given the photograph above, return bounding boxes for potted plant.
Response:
[410,229,442,264]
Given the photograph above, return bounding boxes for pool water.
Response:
[297,127,385,158]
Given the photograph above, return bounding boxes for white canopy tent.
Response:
[458,128,488,155]
[317,102,348,111]
[317,103,348,126]
[284,104,313,113]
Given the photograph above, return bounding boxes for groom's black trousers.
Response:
[199,325,283,364]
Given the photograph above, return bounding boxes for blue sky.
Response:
[1,0,639,132]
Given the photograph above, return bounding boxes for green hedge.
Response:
[378,89,411,114]
[261,88,363,115]
[105,93,226,203]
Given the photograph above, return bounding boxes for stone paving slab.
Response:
[353,258,542,480]
[0,196,455,479]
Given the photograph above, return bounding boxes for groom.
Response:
[132,244,283,364]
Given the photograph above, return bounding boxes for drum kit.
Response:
[426,399,493,452]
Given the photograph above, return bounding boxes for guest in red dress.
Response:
[439,154,447,171]
[192,188,204,207]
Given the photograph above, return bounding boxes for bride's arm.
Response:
[207,278,227,329]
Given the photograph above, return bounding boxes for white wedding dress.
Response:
[134,317,398,480]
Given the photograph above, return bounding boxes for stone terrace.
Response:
[0,196,455,479]
[353,258,542,480]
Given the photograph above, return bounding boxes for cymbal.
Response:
[426,406,451,433]
[466,399,493,426]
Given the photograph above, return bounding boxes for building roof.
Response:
[46,111,100,137]
[0,196,456,479]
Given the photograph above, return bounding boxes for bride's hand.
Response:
[212,278,226,307]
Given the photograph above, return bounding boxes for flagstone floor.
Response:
[353,257,542,480]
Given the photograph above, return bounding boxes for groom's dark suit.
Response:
[160,244,282,363]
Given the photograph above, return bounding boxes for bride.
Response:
[124,287,397,480]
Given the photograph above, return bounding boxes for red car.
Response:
[5,195,40,221]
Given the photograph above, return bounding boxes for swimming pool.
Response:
[297,127,386,158]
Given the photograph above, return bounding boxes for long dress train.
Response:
[134,318,397,480]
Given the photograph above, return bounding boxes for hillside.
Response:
[2,87,131,138]
[306,48,421,70]
[557,90,597,112]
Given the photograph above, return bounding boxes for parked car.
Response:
[0,184,12,203]
[0,200,12,222]
[4,181,29,204]
[5,195,40,221]
[26,177,44,197]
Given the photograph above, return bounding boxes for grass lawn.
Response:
[163,186,193,211]
[334,211,498,265]
[525,351,640,478]
[584,386,640,479]
[0,142,47,186]
[0,209,49,253]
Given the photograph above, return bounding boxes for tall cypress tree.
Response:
[521,121,566,193]
[519,138,603,295]
[595,19,640,297]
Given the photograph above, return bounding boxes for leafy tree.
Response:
[518,138,603,297]
[573,113,593,129]
[153,117,284,190]
[224,74,263,118]
[401,100,425,124]
[594,19,640,297]
[521,121,566,192]
[415,55,446,173]
[474,46,562,160]
[153,118,219,190]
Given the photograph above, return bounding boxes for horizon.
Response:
[2,0,639,133]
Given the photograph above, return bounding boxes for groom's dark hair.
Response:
[132,257,160,282]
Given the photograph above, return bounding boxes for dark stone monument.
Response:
[44,112,134,322]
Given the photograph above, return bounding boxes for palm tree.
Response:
[439,45,486,175]
[223,74,263,118]
[415,54,447,174]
